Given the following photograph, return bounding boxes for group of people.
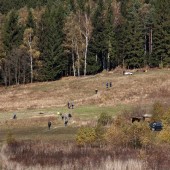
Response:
[106,82,112,89]
[67,101,74,109]
[48,112,72,130]
[48,101,74,130]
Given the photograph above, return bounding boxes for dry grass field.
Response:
[1,69,170,140]
[0,68,170,112]
[1,68,170,169]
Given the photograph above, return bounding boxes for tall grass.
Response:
[1,141,145,170]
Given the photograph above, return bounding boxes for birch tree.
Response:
[22,28,40,83]
[63,12,84,77]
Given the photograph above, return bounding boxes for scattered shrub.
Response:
[97,112,112,126]
[151,102,165,121]
[76,127,96,146]
[105,124,128,147]
[6,130,16,145]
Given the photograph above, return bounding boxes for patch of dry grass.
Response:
[1,141,145,170]
[0,69,170,113]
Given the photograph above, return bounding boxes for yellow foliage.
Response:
[105,124,128,147]
[76,127,96,146]
[157,125,170,144]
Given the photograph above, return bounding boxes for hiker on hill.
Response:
[48,121,52,130]
[71,102,74,109]
[13,113,17,119]
[109,82,112,87]
[64,120,68,126]
[67,102,70,109]
[95,89,98,94]
[106,82,109,89]
[68,113,72,119]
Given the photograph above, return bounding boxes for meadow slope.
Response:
[1,69,170,169]
[0,69,170,143]
[0,69,170,112]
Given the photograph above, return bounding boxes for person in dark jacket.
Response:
[48,121,52,130]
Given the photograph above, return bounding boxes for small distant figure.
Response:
[67,102,70,109]
[48,121,52,130]
[13,113,17,119]
[68,113,72,119]
[106,82,109,89]
[71,102,74,109]
[109,82,112,87]
[61,115,64,120]
[95,89,98,94]
[64,120,68,126]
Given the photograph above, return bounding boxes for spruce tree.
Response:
[117,0,145,69]
[3,10,23,52]
[38,4,66,80]
[87,0,107,73]
[152,0,170,67]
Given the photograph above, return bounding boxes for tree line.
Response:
[0,0,169,85]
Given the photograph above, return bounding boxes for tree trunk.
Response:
[72,52,76,77]
[84,14,89,76]
[149,27,153,55]
[72,39,76,77]
[107,52,110,71]
[84,35,88,76]
[30,54,33,83]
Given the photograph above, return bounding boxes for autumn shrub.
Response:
[151,102,165,121]
[6,130,16,146]
[76,126,96,146]
[104,123,128,147]
[95,124,106,145]
[126,122,153,149]
[156,125,170,144]
[97,112,112,126]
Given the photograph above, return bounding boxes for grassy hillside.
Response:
[0,68,170,111]
[0,68,170,143]
[1,69,170,169]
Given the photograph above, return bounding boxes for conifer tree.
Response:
[38,4,66,80]
[88,0,107,73]
[3,10,23,52]
[117,0,145,68]
[152,0,170,67]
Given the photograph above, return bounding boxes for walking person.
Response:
[71,102,74,109]
[48,121,52,130]
[67,102,70,109]
[106,82,109,89]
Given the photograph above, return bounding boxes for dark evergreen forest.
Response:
[0,0,169,85]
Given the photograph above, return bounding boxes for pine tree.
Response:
[87,0,107,73]
[38,4,66,80]
[152,0,170,67]
[104,2,117,70]
[3,10,23,52]
[117,0,145,69]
